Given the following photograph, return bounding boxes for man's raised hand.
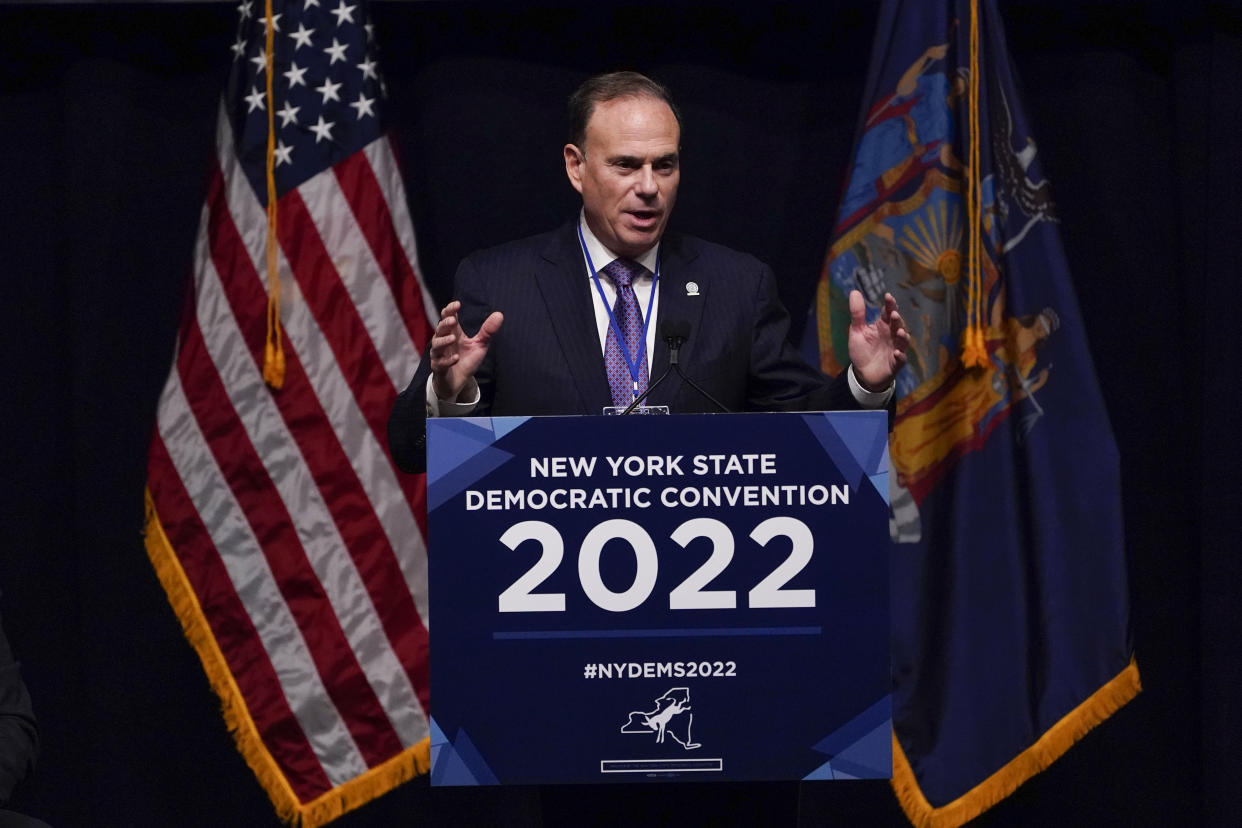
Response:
[847,290,909,392]
[429,300,503,401]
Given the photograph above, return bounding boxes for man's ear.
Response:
[564,143,585,194]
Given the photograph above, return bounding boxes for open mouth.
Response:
[628,210,661,228]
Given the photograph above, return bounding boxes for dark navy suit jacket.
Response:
[388,221,860,473]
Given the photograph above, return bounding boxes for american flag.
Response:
[143,1,435,825]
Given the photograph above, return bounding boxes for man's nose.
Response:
[635,165,658,197]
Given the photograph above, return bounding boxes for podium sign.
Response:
[427,412,891,785]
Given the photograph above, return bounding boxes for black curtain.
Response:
[0,1,1236,825]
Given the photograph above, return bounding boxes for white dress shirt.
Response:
[577,213,660,371]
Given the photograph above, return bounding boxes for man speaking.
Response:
[388,71,908,473]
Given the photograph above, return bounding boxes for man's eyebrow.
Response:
[605,152,680,165]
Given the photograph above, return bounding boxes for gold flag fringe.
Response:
[298,742,431,828]
[891,656,1141,828]
[144,490,429,827]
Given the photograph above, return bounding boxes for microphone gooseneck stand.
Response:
[621,320,731,415]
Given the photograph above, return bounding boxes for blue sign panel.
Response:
[427,412,891,785]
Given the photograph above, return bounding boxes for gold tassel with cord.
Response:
[261,0,285,389]
[959,325,988,369]
[959,0,987,370]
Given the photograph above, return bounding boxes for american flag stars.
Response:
[310,115,334,143]
[323,37,348,65]
[283,62,308,88]
[290,22,314,50]
[315,77,342,103]
[350,93,375,120]
[227,0,387,199]
[330,1,357,26]
[244,86,265,113]
[277,101,300,127]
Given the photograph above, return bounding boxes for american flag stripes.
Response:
[143,2,435,824]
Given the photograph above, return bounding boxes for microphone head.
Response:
[660,319,690,346]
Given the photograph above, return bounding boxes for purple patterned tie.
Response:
[602,258,649,407]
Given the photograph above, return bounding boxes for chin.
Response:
[623,230,662,252]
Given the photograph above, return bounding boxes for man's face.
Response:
[564,95,680,259]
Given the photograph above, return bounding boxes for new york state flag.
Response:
[802,2,1140,825]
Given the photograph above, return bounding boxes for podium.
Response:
[426,411,891,785]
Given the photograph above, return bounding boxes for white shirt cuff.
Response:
[847,365,895,409]
[425,376,481,417]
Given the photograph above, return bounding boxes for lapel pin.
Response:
[685,281,700,296]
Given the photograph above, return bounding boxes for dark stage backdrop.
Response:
[1,1,1237,826]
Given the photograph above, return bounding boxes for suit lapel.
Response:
[533,222,612,413]
[648,233,707,409]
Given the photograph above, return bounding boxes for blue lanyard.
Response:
[578,224,660,393]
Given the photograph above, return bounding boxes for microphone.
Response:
[621,320,730,414]
[661,319,689,366]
